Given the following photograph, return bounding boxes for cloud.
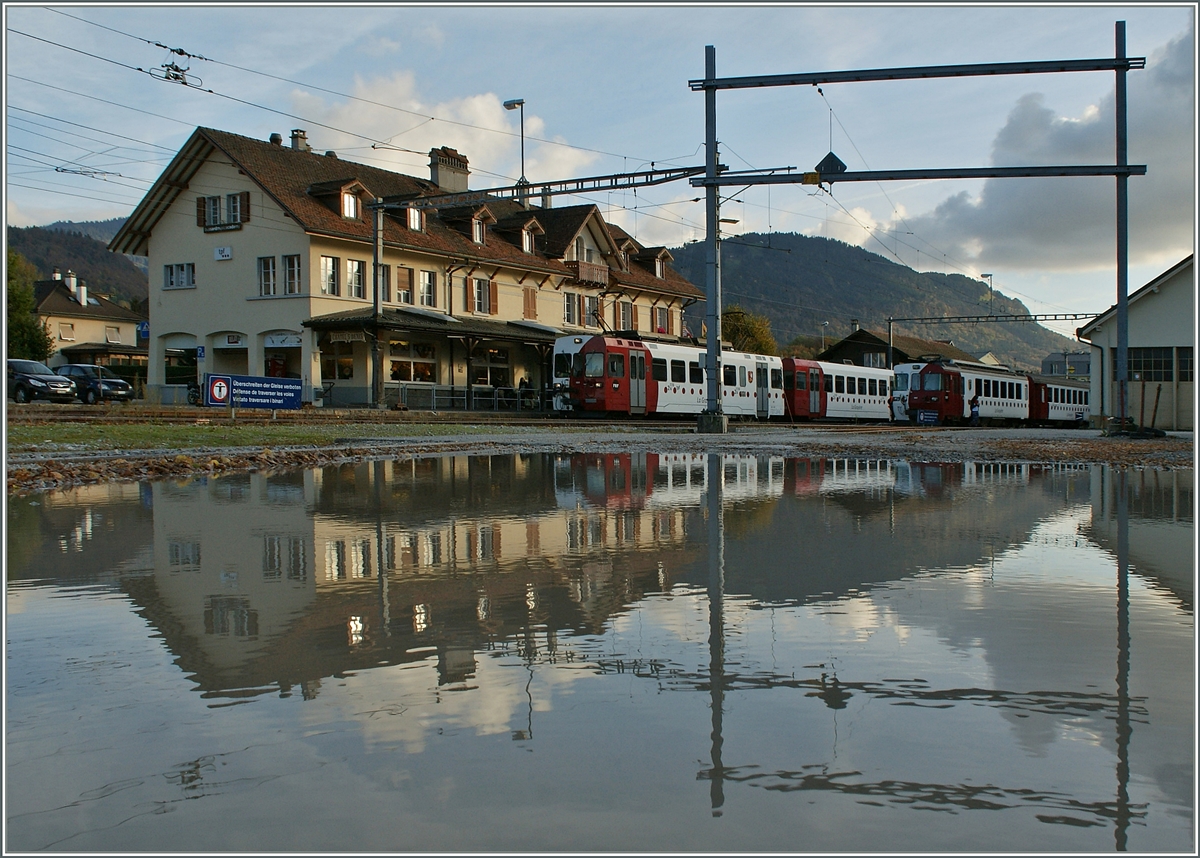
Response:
[361,35,403,58]
[285,72,597,188]
[872,24,1195,273]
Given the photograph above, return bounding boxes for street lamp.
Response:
[821,321,829,351]
[503,99,527,200]
[981,273,993,315]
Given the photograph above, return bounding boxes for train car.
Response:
[890,361,928,421]
[1027,375,1090,426]
[907,359,1030,425]
[551,335,590,412]
[818,362,893,421]
[781,359,825,420]
[564,334,785,420]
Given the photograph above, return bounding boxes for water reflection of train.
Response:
[554,452,786,511]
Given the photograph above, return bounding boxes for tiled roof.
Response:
[111,126,704,302]
[34,280,145,322]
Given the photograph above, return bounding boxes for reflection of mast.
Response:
[706,452,726,816]
[375,461,390,636]
[1114,469,1132,850]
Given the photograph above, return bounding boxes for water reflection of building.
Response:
[133,455,709,698]
[1084,466,1194,610]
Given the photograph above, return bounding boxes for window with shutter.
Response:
[399,268,414,304]
[420,271,437,307]
[523,286,537,320]
[489,280,499,316]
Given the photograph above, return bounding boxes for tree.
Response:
[721,305,777,355]
[6,249,54,361]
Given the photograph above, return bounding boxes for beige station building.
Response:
[1077,255,1194,430]
[110,127,704,407]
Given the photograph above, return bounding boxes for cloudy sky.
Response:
[5,3,1195,336]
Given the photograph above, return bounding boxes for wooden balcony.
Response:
[565,260,609,286]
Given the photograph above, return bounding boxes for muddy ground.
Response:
[5,424,1193,497]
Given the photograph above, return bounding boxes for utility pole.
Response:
[698,44,727,434]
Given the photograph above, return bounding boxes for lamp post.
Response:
[503,98,528,204]
[981,273,993,315]
[821,321,829,351]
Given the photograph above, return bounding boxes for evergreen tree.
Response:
[6,250,54,361]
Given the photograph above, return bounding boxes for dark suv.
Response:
[56,364,135,404]
[7,359,78,403]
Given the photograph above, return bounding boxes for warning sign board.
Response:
[202,374,302,409]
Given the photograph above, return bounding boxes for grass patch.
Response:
[4,421,535,453]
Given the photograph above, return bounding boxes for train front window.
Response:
[608,353,625,378]
[584,353,604,378]
[554,353,572,379]
[893,374,908,392]
[689,362,703,384]
[922,374,943,391]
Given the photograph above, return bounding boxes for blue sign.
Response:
[196,346,205,359]
[917,410,939,425]
[203,374,303,410]
[136,321,149,339]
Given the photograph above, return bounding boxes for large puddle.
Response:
[5,454,1193,852]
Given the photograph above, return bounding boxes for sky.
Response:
[4,2,1196,338]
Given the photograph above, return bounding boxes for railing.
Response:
[393,384,548,413]
[565,260,609,285]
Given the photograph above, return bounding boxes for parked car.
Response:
[7,359,78,403]
[56,364,135,404]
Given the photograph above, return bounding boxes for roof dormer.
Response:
[495,212,546,254]
[438,203,497,244]
[635,247,674,279]
[306,178,370,220]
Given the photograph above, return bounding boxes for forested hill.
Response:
[8,225,148,308]
[669,232,1077,371]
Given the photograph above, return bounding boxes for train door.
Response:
[809,369,821,415]
[629,350,646,414]
[755,361,769,418]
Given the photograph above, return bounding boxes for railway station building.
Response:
[110,127,704,407]
[1077,255,1194,431]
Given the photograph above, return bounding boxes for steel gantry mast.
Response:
[885,314,1100,368]
[691,23,1145,432]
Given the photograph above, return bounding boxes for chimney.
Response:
[290,129,310,152]
[324,150,337,158]
[428,146,470,192]
[77,279,88,307]
[64,270,77,296]
[52,267,61,280]
[851,318,860,332]
[269,132,283,146]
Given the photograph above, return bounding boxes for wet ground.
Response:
[6,425,1194,496]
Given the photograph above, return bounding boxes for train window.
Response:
[858,378,867,396]
[1084,392,1088,405]
[983,379,991,397]
[584,352,604,378]
[922,374,943,391]
[1016,383,1022,399]
[608,353,625,378]
[892,374,907,392]
[868,378,877,396]
[784,370,794,390]
[796,371,807,391]
[738,366,747,387]
[771,368,783,389]
[652,358,667,381]
[670,360,686,383]
[689,362,703,384]
[882,379,889,395]
[834,376,845,394]
[571,353,585,378]
[723,365,737,386]
[824,374,833,393]
[554,353,572,379]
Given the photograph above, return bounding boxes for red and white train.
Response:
[905,358,1091,426]
[552,334,892,422]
